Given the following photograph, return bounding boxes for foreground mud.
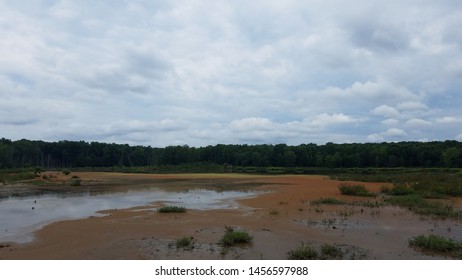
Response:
[0,172,461,259]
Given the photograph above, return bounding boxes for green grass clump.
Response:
[157,206,187,213]
[176,237,194,249]
[269,209,280,215]
[338,183,376,197]
[311,197,346,205]
[287,243,319,260]
[320,244,344,260]
[70,178,82,186]
[288,243,363,260]
[409,235,462,258]
[220,227,252,247]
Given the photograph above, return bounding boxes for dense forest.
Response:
[1,138,461,169]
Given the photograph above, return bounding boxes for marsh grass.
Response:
[269,209,280,215]
[287,243,319,260]
[70,178,82,186]
[220,227,252,247]
[288,243,345,260]
[311,197,384,208]
[409,235,462,258]
[311,197,345,205]
[157,206,187,213]
[337,172,462,197]
[385,195,462,219]
[0,171,37,183]
[176,237,195,249]
[320,244,344,259]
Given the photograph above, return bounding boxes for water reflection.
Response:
[0,187,261,243]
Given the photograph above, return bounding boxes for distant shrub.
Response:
[158,206,186,213]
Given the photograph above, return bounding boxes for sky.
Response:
[1,0,462,147]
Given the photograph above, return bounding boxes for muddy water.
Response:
[0,187,262,243]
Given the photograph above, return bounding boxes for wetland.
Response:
[0,171,461,259]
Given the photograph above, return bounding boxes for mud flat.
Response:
[0,172,461,259]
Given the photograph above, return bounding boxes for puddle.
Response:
[0,187,262,243]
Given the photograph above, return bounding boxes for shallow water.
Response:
[0,187,261,243]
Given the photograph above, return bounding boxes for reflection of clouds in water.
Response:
[0,188,261,243]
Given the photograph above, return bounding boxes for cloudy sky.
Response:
[1,0,462,147]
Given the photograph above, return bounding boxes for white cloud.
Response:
[381,119,399,125]
[372,105,401,118]
[406,119,432,126]
[367,128,408,142]
[436,116,462,124]
[397,101,428,111]
[230,117,273,132]
[309,113,359,127]
[385,128,407,137]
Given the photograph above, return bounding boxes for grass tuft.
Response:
[176,236,194,249]
[311,197,345,205]
[220,227,252,247]
[320,243,344,259]
[409,235,462,258]
[287,243,319,260]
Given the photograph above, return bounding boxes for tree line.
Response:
[0,138,461,169]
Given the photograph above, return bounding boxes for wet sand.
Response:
[0,172,461,259]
